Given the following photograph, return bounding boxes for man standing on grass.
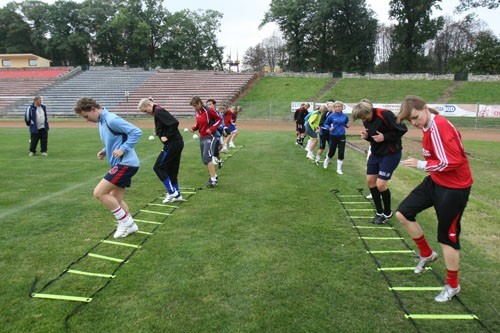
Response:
[74,97,142,239]
[396,95,473,302]
[25,96,49,156]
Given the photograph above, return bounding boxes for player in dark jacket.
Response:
[352,101,408,224]
[138,98,184,203]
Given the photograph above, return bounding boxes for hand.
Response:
[97,150,105,160]
[401,157,419,168]
[112,149,124,158]
[205,129,212,135]
[161,136,168,143]
[361,129,368,140]
[189,128,195,133]
[372,131,385,142]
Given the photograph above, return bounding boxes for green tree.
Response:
[0,4,34,54]
[460,32,500,74]
[388,0,444,72]
[261,0,316,71]
[160,9,223,70]
[456,0,499,11]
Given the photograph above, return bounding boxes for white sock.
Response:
[337,160,343,170]
[112,206,130,224]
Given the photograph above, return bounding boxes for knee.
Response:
[93,188,104,201]
[395,211,407,224]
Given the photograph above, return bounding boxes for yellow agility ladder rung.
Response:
[139,209,171,216]
[67,269,115,279]
[136,230,153,235]
[360,237,403,240]
[368,250,414,254]
[134,219,162,225]
[31,293,92,303]
[378,267,431,272]
[389,286,442,291]
[101,240,141,248]
[354,226,394,230]
[87,253,126,263]
[405,314,478,320]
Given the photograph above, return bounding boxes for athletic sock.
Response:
[336,159,343,171]
[413,235,433,258]
[380,188,391,216]
[111,206,129,224]
[369,187,383,214]
[446,269,459,288]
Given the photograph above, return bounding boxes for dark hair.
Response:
[190,96,203,106]
[74,97,101,114]
[206,99,216,105]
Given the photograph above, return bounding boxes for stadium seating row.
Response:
[0,67,258,117]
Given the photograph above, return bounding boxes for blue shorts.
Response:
[366,151,401,180]
[227,124,237,133]
[104,165,139,188]
[305,124,317,138]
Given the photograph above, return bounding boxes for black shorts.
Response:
[397,176,471,249]
[104,165,139,188]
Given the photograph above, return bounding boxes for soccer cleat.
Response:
[366,193,373,199]
[163,191,182,203]
[220,147,229,153]
[323,158,331,169]
[414,251,439,274]
[29,152,34,156]
[306,151,315,160]
[369,213,384,224]
[229,142,236,148]
[336,169,343,175]
[435,284,460,302]
[218,160,223,169]
[114,217,134,238]
[121,223,139,238]
[41,152,48,156]
[207,179,218,188]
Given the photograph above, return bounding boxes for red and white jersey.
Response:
[421,114,473,189]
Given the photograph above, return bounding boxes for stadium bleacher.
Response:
[0,67,73,114]
[1,67,259,118]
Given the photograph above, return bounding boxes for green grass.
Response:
[448,82,500,104]
[0,126,498,332]
[319,78,453,103]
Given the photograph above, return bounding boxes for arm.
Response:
[380,111,408,142]
[108,117,142,155]
[207,108,222,134]
[426,123,466,172]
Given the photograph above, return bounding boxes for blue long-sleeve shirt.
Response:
[324,112,349,136]
[98,108,142,167]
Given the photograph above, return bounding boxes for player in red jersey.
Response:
[396,95,473,302]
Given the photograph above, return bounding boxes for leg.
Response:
[93,178,124,211]
[40,128,48,153]
[29,132,40,154]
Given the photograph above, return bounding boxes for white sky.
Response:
[0,0,498,60]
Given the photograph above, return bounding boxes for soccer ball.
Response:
[148,135,155,141]
[184,128,188,132]
[192,134,199,139]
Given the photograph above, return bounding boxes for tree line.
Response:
[0,0,224,70]
[0,0,498,74]
[247,0,500,74]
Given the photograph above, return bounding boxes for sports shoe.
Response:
[29,152,34,156]
[369,213,383,223]
[435,284,460,302]
[163,191,183,203]
[41,152,48,156]
[229,142,236,148]
[336,169,343,175]
[374,212,393,224]
[414,251,439,274]
[306,151,315,160]
[218,160,223,169]
[114,217,135,238]
[122,223,139,238]
[323,158,331,169]
[366,193,373,199]
[207,178,218,188]
[221,147,229,153]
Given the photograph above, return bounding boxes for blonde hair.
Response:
[333,101,343,108]
[137,98,153,112]
[352,101,372,121]
[398,95,439,123]
[319,105,327,112]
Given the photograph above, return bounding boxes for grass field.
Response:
[0,124,498,333]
